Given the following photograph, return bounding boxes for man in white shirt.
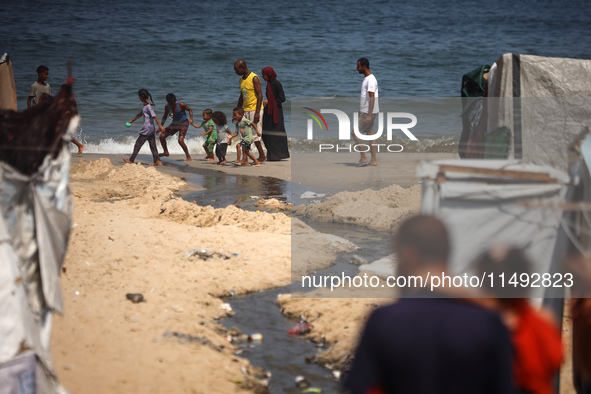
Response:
[354,57,379,166]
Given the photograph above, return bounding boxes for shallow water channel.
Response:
[222,287,336,393]
[164,161,392,392]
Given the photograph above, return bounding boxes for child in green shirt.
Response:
[231,107,260,166]
[191,109,217,161]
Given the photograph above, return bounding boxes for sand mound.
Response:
[254,198,293,211]
[294,184,422,232]
[70,159,186,201]
[70,157,114,179]
[159,198,291,234]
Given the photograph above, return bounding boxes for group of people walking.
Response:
[123,59,290,167]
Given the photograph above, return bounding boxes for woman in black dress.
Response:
[261,66,290,161]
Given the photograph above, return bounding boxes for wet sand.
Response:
[79,151,459,189]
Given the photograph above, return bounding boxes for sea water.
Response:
[1,0,590,155]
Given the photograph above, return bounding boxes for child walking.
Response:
[159,93,193,161]
[211,111,231,165]
[124,89,165,166]
[191,109,217,161]
[231,107,260,166]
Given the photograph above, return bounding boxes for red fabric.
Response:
[262,66,279,124]
[365,385,383,394]
[511,301,564,394]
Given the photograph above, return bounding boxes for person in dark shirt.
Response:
[343,215,516,394]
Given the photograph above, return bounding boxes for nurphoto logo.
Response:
[303,107,419,153]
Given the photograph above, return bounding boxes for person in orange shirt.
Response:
[474,247,564,394]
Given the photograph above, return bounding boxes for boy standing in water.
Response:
[231,107,260,166]
[159,93,193,161]
[27,65,51,108]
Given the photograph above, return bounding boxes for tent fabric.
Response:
[0,352,36,394]
[0,53,17,111]
[485,53,591,170]
[489,54,591,98]
[568,126,591,253]
[419,159,571,300]
[0,116,77,393]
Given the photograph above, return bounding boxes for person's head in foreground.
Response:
[394,214,449,288]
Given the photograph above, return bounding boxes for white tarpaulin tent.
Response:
[0,77,77,393]
[486,54,591,171]
[419,159,572,300]
[0,127,76,394]
[435,54,591,294]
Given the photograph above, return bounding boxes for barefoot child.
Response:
[191,109,216,161]
[159,93,193,161]
[231,107,260,166]
[124,89,165,166]
[211,111,231,165]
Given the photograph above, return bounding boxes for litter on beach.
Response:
[183,248,231,260]
[126,293,145,303]
[300,191,326,199]
[288,321,313,335]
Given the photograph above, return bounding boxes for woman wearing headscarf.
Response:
[261,66,290,161]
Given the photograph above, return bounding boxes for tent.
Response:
[419,159,573,300]
[0,53,17,111]
[0,76,77,393]
[421,52,591,312]
[463,54,591,171]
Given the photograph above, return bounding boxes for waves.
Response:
[73,135,239,155]
[72,134,460,155]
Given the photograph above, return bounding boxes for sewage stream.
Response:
[164,161,291,209]
[219,225,391,393]
[164,161,393,392]
[222,287,338,393]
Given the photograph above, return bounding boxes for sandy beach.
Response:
[49,152,575,393]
